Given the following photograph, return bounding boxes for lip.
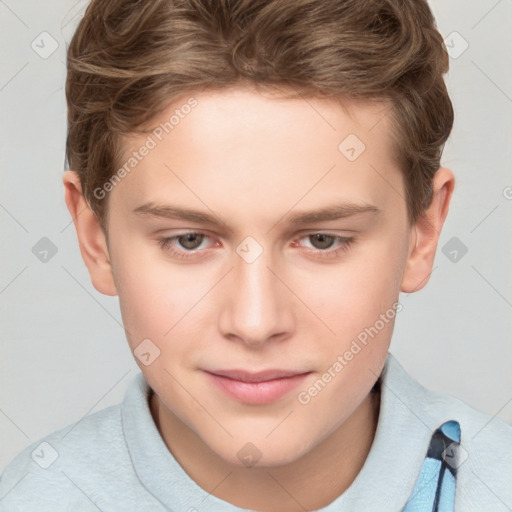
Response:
[204,369,311,405]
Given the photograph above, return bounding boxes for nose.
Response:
[217,246,295,348]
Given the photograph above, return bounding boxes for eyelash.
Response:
[157,231,354,261]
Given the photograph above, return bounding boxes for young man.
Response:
[1,0,511,511]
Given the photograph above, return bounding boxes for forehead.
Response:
[112,86,403,221]
[146,86,393,152]
[126,85,396,163]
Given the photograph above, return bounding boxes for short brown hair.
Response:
[65,0,453,228]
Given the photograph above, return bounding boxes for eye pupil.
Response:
[311,233,334,249]
[178,233,203,250]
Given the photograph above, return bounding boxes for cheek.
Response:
[294,237,407,335]
[291,244,404,428]
[110,240,209,350]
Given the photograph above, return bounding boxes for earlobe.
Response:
[63,170,118,296]
[400,167,455,293]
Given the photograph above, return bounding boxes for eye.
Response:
[157,231,214,259]
[175,232,205,250]
[306,233,336,250]
[295,233,354,259]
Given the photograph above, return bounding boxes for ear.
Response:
[401,167,455,293]
[63,170,118,296]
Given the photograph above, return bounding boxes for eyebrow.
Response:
[133,201,380,229]
[285,203,380,224]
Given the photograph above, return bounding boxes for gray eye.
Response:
[177,233,204,250]
[309,234,335,249]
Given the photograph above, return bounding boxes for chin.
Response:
[211,434,313,469]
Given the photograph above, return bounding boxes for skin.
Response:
[63,86,454,512]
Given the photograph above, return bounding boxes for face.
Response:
[103,87,413,467]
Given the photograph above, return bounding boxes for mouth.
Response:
[203,369,312,405]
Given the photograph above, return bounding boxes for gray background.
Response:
[1,0,511,471]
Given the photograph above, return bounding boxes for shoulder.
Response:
[0,403,123,511]
[422,380,512,510]
[0,373,162,511]
[384,353,512,446]
[385,353,512,511]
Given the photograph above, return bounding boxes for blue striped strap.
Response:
[402,420,461,512]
